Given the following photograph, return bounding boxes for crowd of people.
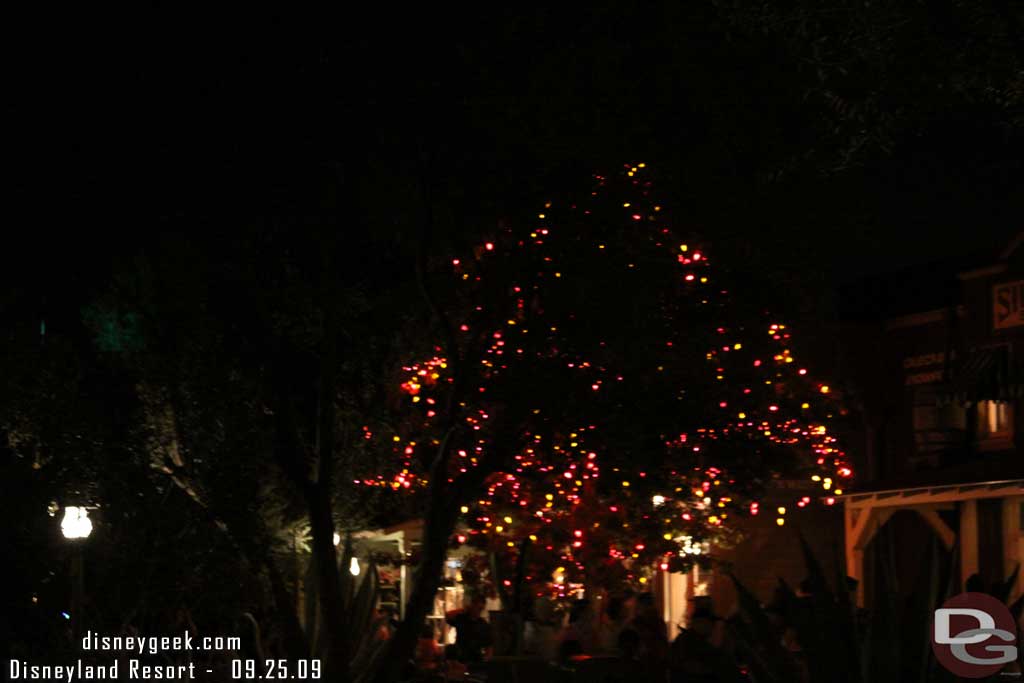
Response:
[400,589,746,682]
[529,591,741,682]
[363,573,875,682]
[402,571,1014,683]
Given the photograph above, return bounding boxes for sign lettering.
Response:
[993,280,1024,330]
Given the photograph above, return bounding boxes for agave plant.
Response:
[303,535,387,683]
[728,531,1024,683]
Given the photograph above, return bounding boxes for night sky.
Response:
[8,5,1023,312]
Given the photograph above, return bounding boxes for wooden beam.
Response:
[913,506,956,550]
[961,499,979,586]
[845,480,1024,509]
[850,507,895,551]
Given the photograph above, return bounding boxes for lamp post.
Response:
[61,507,93,644]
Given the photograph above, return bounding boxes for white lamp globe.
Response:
[61,507,93,540]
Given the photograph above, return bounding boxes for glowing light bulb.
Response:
[61,507,92,540]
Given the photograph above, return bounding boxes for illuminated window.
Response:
[977,400,1013,442]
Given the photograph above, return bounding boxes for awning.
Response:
[937,346,1024,405]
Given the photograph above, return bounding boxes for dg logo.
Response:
[932,592,1019,678]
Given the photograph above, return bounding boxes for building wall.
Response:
[839,237,1024,609]
[842,245,1024,486]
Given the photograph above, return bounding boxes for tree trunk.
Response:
[370,144,470,682]
[309,490,351,683]
[309,290,350,683]
[271,380,350,682]
[370,476,457,683]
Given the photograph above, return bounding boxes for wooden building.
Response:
[841,233,1024,606]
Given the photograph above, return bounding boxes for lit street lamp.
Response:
[61,507,93,539]
[61,507,93,643]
